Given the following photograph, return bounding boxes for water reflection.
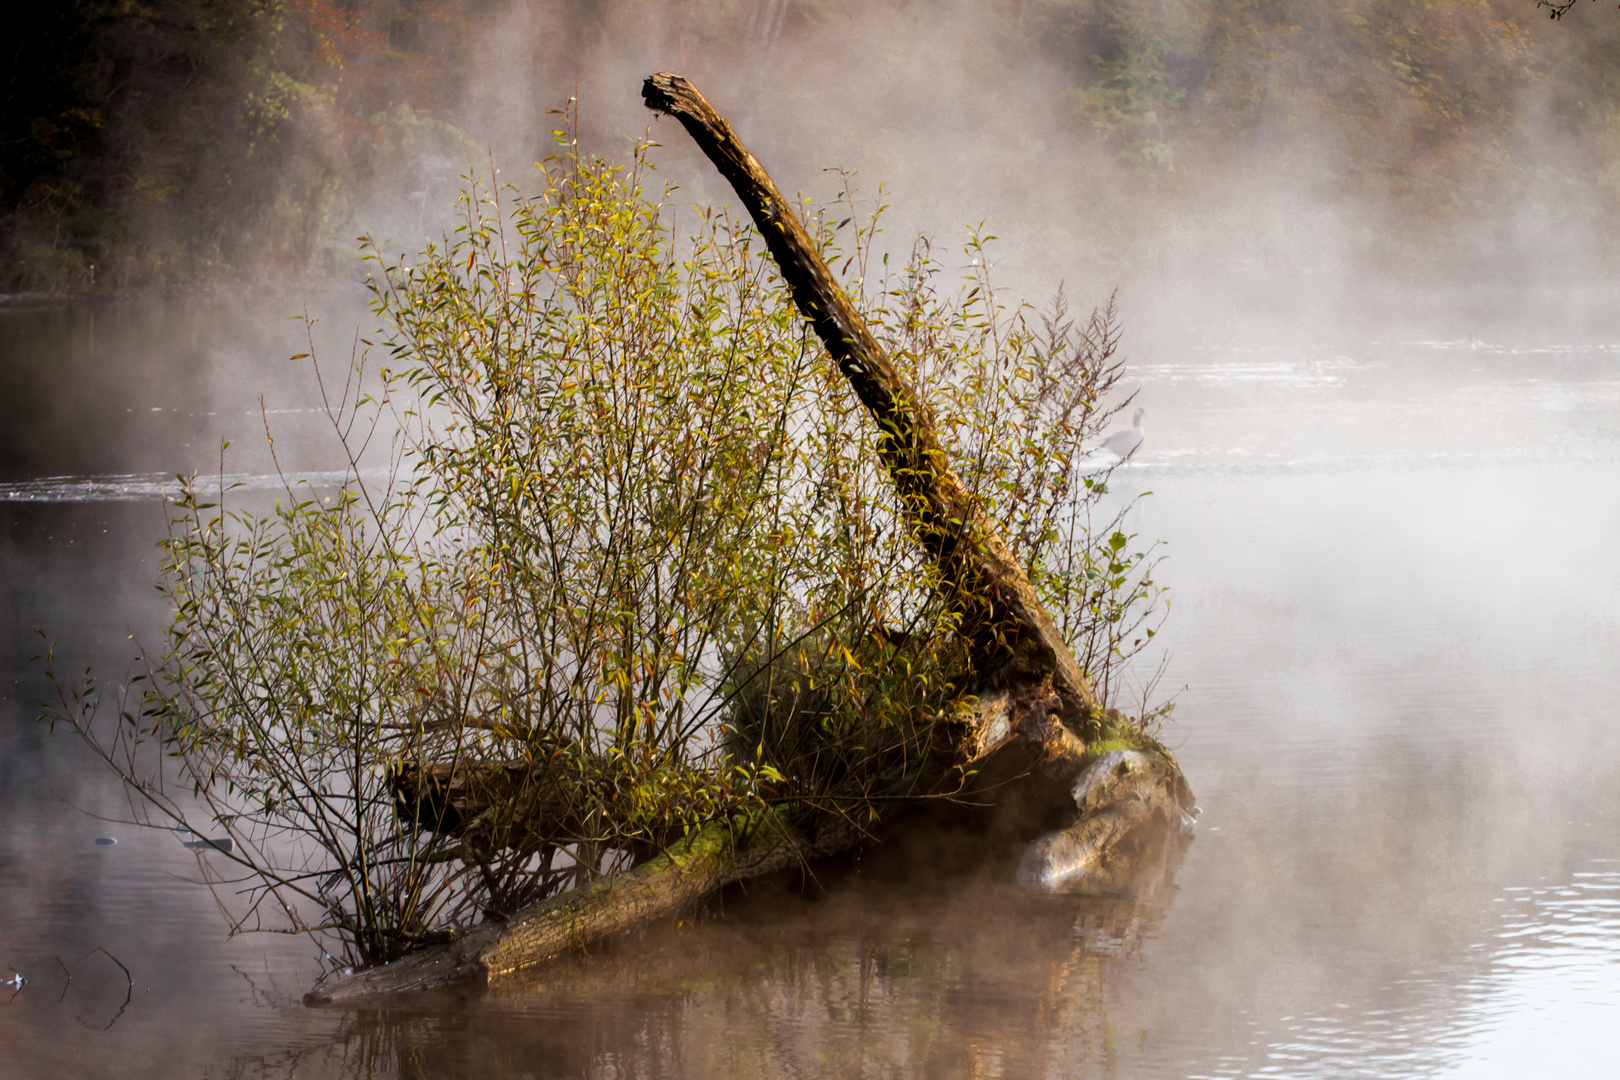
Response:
[203,858,1193,1080]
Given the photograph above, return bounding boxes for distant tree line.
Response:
[1,0,509,291]
[6,0,1618,294]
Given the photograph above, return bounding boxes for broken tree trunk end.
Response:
[1018,749,1197,895]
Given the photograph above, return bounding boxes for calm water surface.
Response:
[1,291,1617,1078]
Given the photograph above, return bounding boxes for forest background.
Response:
[6,0,1619,296]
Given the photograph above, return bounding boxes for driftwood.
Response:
[306,74,1194,1005]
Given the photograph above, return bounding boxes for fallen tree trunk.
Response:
[307,74,1193,1005]
[306,810,858,1003]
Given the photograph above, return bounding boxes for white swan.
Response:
[1100,408,1145,459]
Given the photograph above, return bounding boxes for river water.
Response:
[2,287,1617,1078]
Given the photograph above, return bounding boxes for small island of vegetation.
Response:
[47,75,1193,1003]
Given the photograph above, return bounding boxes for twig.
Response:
[55,946,134,1029]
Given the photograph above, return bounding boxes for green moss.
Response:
[1083,711,1158,758]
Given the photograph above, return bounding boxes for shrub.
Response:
[48,128,1165,969]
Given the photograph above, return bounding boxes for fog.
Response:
[442,2,1620,300]
[4,2,1620,1077]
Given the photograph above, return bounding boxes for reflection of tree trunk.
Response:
[306,74,1194,1005]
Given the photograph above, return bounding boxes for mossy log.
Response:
[307,74,1195,1005]
[305,810,857,1004]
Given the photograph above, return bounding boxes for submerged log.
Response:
[308,74,1195,1005]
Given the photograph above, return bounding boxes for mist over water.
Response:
[4,291,1616,1078]
[5,2,1620,1076]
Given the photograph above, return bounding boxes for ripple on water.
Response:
[1197,864,1620,1080]
[0,469,393,503]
